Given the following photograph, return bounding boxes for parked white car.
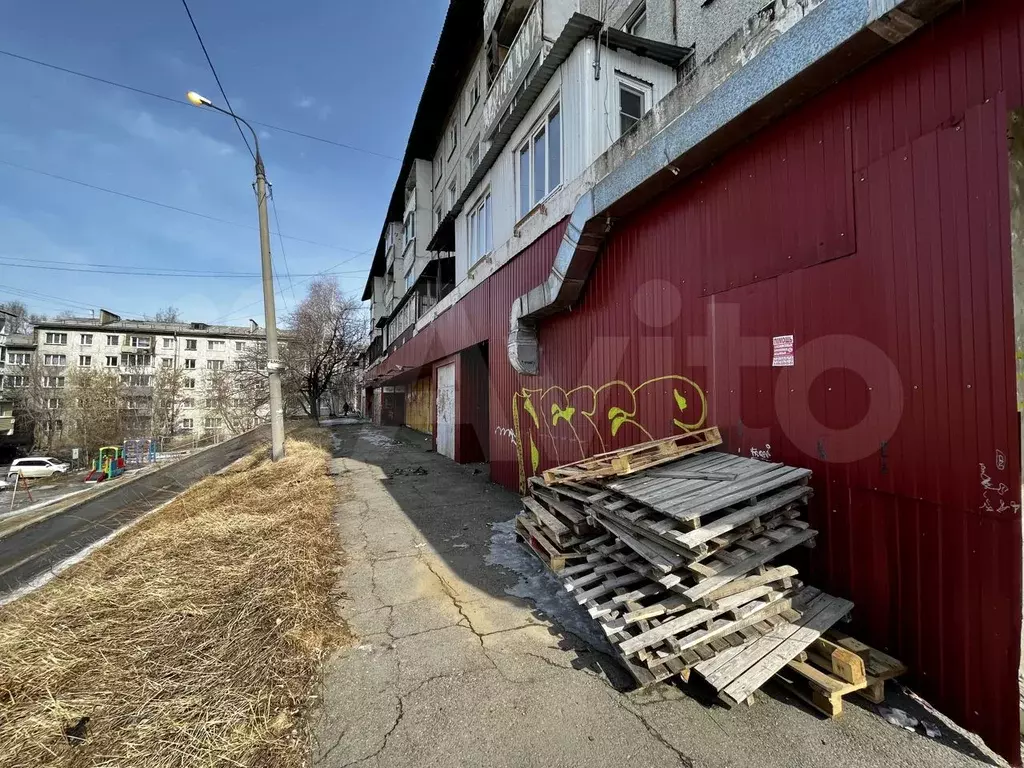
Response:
[6,457,70,480]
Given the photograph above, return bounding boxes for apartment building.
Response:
[1,309,271,446]
[361,0,1024,760]
[0,309,18,444]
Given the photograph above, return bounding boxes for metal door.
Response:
[436,363,455,459]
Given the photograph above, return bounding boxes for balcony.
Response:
[0,415,13,436]
[481,0,542,140]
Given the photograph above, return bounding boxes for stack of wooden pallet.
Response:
[522,433,906,714]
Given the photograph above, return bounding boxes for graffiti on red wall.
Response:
[511,374,708,492]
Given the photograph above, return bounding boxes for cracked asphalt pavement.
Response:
[316,422,1003,768]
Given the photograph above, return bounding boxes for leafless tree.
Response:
[0,301,46,334]
[284,277,367,421]
[151,364,188,438]
[7,357,65,452]
[152,306,182,323]
[63,368,124,459]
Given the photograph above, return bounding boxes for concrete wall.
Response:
[675,0,770,58]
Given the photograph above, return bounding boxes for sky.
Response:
[0,0,448,327]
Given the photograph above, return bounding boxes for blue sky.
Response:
[0,0,447,326]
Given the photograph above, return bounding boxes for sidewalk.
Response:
[317,422,1002,768]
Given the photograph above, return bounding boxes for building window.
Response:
[46,398,61,410]
[105,356,119,367]
[185,339,198,351]
[404,209,416,248]
[79,355,92,367]
[181,418,194,431]
[8,352,30,365]
[120,374,152,387]
[43,354,67,366]
[161,358,173,368]
[184,359,197,369]
[45,332,68,345]
[207,340,225,350]
[42,376,65,389]
[207,360,225,371]
[618,77,651,136]
[235,341,245,351]
[121,353,151,367]
[204,416,221,429]
[446,114,459,159]
[465,72,481,120]
[518,103,561,219]
[405,264,416,291]
[163,338,174,349]
[468,192,493,265]
[625,3,648,36]
[5,375,27,388]
[235,360,244,370]
[448,177,458,211]
[433,154,443,189]
[182,398,195,408]
[80,334,93,345]
[129,336,151,348]
[435,202,444,233]
[184,378,196,389]
[465,135,480,179]
[106,334,120,345]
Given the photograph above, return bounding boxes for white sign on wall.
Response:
[772,335,795,367]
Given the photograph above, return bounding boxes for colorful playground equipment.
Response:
[123,438,158,466]
[84,446,125,483]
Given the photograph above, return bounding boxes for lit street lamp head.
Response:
[186,91,213,107]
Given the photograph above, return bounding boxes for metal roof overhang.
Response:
[425,12,693,253]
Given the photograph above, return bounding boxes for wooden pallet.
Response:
[824,628,908,703]
[542,427,722,486]
[514,515,586,573]
[772,635,869,717]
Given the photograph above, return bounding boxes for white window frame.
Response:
[130,336,151,348]
[184,378,196,389]
[9,352,30,366]
[79,355,92,367]
[162,337,174,349]
[465,134,480,179]
[207,360,225,371]
[467,191,493,266]
[433,154,443,189]
[185,339,198,351]
[465,71,480,122]
[45,332,68,345]
[625,3,648,36]
[106,334,119,346]
[105,356,119,367]
[446,114,459,159]
[617,73,652,138]
[517,101,562,220]
[184,359,197,369]
[207,339,225,350]
[43,354,67,366]
[448,177,458,212]
[181,418,194,431]
[80,334,93,345]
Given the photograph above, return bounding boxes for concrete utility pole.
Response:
[187,91,286,460]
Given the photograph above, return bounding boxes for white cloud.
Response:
[296,96,315,109]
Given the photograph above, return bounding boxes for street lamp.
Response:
[186,91,285,461]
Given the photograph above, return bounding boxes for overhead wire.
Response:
[0,50,400,161]
[0,158,369,254]
[179,0,255,163]
[0,259,366,278]
[268,184,299,307]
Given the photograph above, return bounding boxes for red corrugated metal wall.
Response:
[369,0,1024,760]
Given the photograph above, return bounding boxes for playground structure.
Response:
[84,446,125,483]
[123,438,158,466]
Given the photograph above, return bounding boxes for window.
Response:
[45,332,68,345]
[105,356,119,367]
[207,360,225,371]
[467,192,493,265]
[184,378,196,389]
[518,103,561,218]
[43,354,67,366]
[181,418,194,431]
[433,154,443,189]
[5,375,27,388]
[625,3,648,36]
[235,360,245,370]
[163,338,174,349]
[130,336,151,348]
[8,352,30,365]
[46,398,61,410]
[106,334,120,345]
[446,114,458,158]
[161,358,173,368]
[465,135,480,178]
[404,209,416,247]
[435,202,444,233]
[42,376,65,388]
[79,355,92,367]
[618,77,650,136]
[185,339,198,351]
[80,334,93,345]
[121,374,152,387]
[183,359,197,369]
[465,72,481,120]
[182,398,195,408]
[405,264,416,291]
[448,178,458,211]
[235,341,245,351]
[207,340,225,350]
[121,353,151,367]
[204,416,222,429]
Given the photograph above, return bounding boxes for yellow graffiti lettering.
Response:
[511,374,709,493]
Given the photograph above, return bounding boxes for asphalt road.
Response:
[0,428,268,595]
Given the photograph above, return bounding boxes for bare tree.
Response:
[0,301,46,334]
[152,306,182,323]
[7,357,64,453]
[284,278,366,421]
[64,368,124,458]
[151,364,188,438]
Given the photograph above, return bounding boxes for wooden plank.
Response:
[719,594,854,705]
[704,566,799,605]
[674,486,812,550]
[523,496,571,541]
[807,638,866,685]
[593,512,684,572]
[683,529,817,602]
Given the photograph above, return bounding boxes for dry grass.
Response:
[0,429,348,767]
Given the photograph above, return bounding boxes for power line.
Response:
[0,158,370,254]
[0,50,400,162]
[0,254,363,276]
[268,185,298,307]
[0,260,367,278]
[179,0,255,163]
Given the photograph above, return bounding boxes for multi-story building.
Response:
[0,309,18,444]
[361,0,1024,762]
[3,309,272,448]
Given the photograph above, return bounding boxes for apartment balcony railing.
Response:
[481,0,542,140]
